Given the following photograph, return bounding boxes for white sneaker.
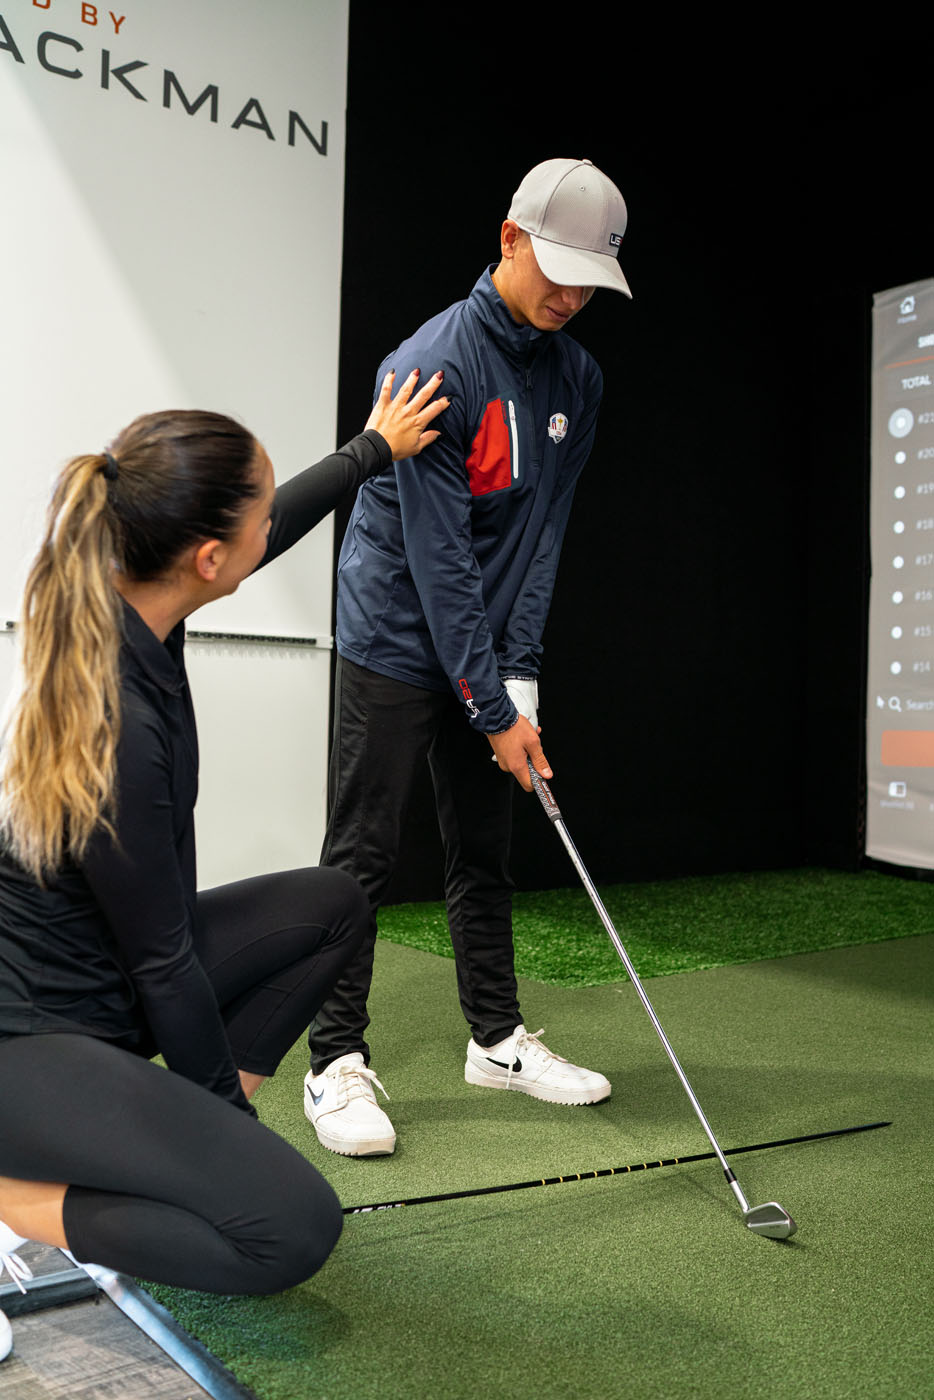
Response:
[465,1025,611,1106]
[304,1052,396,1156]
[0,1310,12,1363]
[0,1221,32,1296]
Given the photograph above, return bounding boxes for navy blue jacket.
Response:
[336,268,603,734]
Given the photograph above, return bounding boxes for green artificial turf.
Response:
[137,864,934,1400]
[145,933,934,1400]
[376,867,934,985]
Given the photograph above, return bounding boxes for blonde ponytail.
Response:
[1,455,122,879]
[2,408,259,880]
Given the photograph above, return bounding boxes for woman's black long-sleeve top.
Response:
[0,431,391,1110]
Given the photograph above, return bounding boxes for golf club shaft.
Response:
[527,761,751,1212]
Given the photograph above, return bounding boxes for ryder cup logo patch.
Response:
[548,412,568,443]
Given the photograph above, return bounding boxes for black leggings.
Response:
[0,866,366,1294]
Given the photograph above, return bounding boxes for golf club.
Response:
[526,758,797,1239]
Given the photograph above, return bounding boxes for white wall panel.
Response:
[0,1,349,876]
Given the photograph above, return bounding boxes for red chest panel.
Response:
[465,398,512,496]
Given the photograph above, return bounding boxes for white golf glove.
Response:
[503,676,539,729]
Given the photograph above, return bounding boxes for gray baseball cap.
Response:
[508,157,631,298]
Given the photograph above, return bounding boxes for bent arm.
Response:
[259,430,392,569]
[393,389,517,736]
[80,705,251,1111]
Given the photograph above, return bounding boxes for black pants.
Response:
[310,656,521,1074]
[0,865,366,1295]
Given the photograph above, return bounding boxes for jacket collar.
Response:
[120,597,187,696]
[469,266,548,365]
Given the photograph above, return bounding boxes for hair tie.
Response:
[100,451,119,482]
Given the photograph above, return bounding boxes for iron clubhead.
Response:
[744,1202,797,1239]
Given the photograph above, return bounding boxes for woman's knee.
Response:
[250,1167,344,1294]
[294,865,369,953]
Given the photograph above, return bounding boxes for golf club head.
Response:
[744,1202,797,1239]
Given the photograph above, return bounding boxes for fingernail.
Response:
[438,370,444,379]
[414,367,421,377]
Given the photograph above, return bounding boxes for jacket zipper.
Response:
[508,399,519,481]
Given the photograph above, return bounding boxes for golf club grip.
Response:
[527,758,562,820]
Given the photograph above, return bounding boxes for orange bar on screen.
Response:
[881,730,934,766]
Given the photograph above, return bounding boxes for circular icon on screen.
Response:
[888,407,914,438]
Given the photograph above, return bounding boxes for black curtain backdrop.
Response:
[334,15,929,901]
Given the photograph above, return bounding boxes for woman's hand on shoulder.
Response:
[365,368,449,462]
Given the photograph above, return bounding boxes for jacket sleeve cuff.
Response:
[481,700,519,736]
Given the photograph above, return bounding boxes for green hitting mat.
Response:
[376,866,934,985]
[143,870,934,1400]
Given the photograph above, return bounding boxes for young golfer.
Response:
[0,372,447,1345]
[306,158,632,1156]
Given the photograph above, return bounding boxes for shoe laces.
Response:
[506,1027,568,1088]
[0,1249,33,1296]
[331,1060,390,1108]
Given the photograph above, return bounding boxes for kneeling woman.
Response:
[0,373,446,1321]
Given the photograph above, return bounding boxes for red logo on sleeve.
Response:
[458,678,479,718]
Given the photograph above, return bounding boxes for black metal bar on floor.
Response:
[0,1267,99,1317]
[75,1264,260,1400]
[342,1121,892,1215]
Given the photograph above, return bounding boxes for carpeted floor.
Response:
[147,926,934,1399]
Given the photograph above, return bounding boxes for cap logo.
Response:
[548,412,569,444]
[609,232,623,248]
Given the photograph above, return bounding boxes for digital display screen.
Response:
[867,278,934,868]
